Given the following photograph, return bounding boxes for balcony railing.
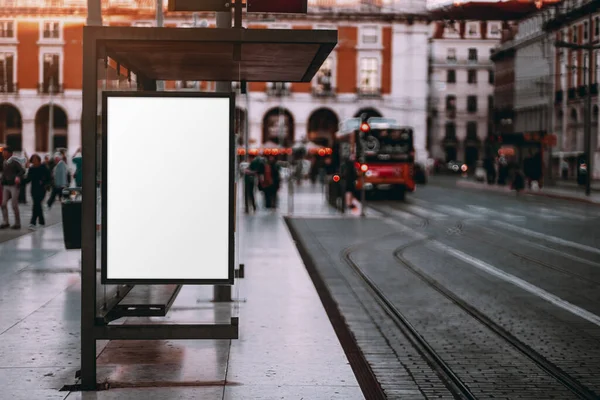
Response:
[38,83,64,94]
[266,85,291,97]
[312,87,336,98]
[568,87,576,100]
[357,87,381,98]
[0,82,17,93]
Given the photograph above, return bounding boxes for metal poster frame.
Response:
[100,91,236,285]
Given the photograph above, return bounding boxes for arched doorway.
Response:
[262,107,294,147]
[353,107,382,120]
[442,122,458,162]
[0,104,22,151]
[464,121,480,170]
[568,108,577,151]
[35,105,68,153]
[307,108,339,147]
[235,107,247,146]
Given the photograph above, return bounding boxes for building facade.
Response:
[428,20,502,168]
[490,24,517,139]
[0,0,433,163]
[547,0,600,179]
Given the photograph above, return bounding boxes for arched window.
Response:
[35,104,68,152]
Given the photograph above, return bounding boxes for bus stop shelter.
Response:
[80,25,337,390]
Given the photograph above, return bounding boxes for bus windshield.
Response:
[360,128,413,162]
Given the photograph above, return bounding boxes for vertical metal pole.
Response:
[214,9,232,303]
[585,12,593,196]
[86,0,102,26]
[359,133,366,217]
[244,89,249,163]
[81,26,98,391]
[546,32,555,187]
[155,0,164,91]
[49,71,54,153]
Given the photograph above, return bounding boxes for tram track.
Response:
[361,202,600,398]
[342,235,599,399]
[392,246,599,400]
[341,240,477,400]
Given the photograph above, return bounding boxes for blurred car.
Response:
[447,160,466,174]
[474,161,486,182]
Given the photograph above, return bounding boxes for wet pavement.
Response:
[0,184,362,399]
[0,202,62,243]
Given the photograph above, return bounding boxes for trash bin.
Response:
[62,188,82,250]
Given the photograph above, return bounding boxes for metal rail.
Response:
[393,247,599,400]
[367,201,599,399]
[342,244,477,400]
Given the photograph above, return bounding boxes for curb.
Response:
[456,180,600,206]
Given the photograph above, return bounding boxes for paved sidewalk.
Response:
[456,179,600,204]
[0,202,62,243]
[0,181,364,399]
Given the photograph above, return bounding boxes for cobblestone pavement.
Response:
[288,177,600,399]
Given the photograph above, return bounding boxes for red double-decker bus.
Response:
[331,118,415,200]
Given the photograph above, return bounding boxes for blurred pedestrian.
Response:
[72,147,82,187]
[47,153,68,209]
[244,155,259,214]
[259,156,280,210]
[560,159,569,180]
[18,151,29,204]
[0,146,25,229]
[341,157,358,210]
[24,154,50,230]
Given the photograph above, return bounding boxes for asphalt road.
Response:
[288,177,600,399]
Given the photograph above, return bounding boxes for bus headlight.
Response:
[365,170,373,177]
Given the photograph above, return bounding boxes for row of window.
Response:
[446,69,494,84]
[0,51,60,93]
[564,16,600,44]
[446,48,480,63]
[0,20,62,39]
[445,95,491,114]
[444,21,502,39]
[560,50,600,89]
[444,121,481,141]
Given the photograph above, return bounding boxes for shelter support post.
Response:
[81,27,99,391]
[214,9,233,303]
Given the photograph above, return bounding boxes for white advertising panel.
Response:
[101,92,234,284]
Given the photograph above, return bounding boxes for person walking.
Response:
[47,153,68,209]
[244,155,259,214]
[341,157,358,210]
[18,151,29,205]
[259,156,280,210]
[72,147,83,187]
[24,154,51,230]
[0,146,25,229]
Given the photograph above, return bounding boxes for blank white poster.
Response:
[105,95,231,281]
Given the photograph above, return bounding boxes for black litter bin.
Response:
[62,188,82,250]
